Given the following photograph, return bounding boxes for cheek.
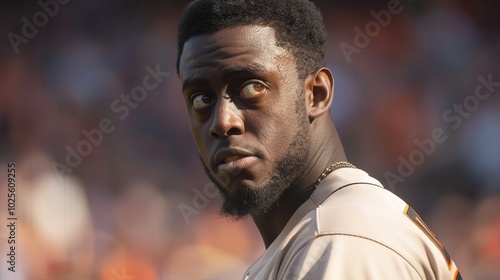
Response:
[189,120,210,153]
[252,111,299,155]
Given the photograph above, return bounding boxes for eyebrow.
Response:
[182,77,211,92]
[222,64,269,80]
[182,63,269,92]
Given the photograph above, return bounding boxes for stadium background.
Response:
[0,0,499,279]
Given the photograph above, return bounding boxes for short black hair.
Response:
[176,0,327,79]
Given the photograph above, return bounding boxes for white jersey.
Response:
[243,168,461,280]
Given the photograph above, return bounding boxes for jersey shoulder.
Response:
[310,183,460,279]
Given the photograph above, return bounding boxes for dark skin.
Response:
[179,25,346,248]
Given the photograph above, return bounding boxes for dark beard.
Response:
[201,135,308,220]
[200,96,309,220]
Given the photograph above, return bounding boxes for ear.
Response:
[305,67,334,122]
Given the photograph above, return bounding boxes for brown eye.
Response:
[239,82,267,98]
[191,94,215,110]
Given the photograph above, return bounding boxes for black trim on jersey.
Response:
[324,182,383,201]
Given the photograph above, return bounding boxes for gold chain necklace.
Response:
[312,161,357,188]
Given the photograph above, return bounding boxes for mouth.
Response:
[214,149,259,174]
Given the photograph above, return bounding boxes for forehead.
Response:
[179,25,294,81]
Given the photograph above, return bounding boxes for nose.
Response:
[209,97,244,138]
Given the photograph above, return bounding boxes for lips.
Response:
[224,156,244,163]
[214,148,258,174]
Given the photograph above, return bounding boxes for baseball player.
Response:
[176,0,462,279]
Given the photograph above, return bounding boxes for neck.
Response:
[252,120,346,248]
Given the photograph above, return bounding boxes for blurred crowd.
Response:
[0,0,499,279]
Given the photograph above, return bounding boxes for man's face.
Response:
[179,25,310,218]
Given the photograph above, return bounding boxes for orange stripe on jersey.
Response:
[403,204,453,269]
